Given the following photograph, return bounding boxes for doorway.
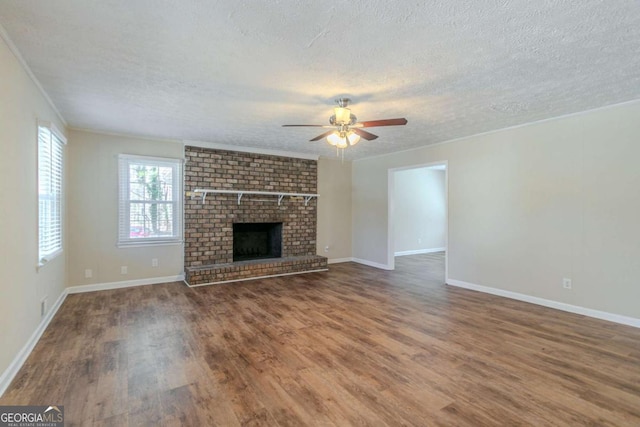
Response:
[387,162,448,280]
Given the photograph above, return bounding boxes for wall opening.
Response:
[388,162,448,279]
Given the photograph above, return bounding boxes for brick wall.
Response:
[184,146,326,285]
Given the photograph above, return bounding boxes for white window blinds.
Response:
[118,154,183,246]
[38,123,66,264]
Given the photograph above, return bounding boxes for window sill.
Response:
[37,249,63,270]
[117,240,183,249]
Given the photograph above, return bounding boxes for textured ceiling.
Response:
[1,0,639,159]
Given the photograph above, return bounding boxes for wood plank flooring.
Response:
[2,253,640,426]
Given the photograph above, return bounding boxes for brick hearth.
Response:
[186,255,328,286]
[184,146,327,286]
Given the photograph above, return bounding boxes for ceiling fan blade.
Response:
[352,128,378,141]
[310,130,336,141]
[355,118,408,128]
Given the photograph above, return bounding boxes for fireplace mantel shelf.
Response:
[192,188,319,206]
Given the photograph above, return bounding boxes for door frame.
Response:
[387,161,448,280]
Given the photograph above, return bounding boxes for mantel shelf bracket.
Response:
[193,188,319,206]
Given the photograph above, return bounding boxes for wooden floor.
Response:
[3,253,640,426]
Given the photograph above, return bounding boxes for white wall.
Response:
[0,36,67,375]
[316,157,352,261]
[66,130,185,286]
[393,167,446,254]
[353,100,640,319]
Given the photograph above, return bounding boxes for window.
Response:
[118,154,183,246]
[38,122,66,264]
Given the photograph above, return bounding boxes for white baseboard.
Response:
[67,274,185,294]
[352,258,393,270]
[0,288,67,396]
[446,278,640,328]
[328,257,354,264]
[0,274,186,397]
[394,247,446,256]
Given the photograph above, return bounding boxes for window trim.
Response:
[37,120,66,267]
[117,154,183,248]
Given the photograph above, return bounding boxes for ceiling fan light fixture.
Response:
[326,132,342,146]
[336,138,348,149]
[326,131,360,148]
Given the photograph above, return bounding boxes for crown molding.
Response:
[0,23,67,127]
[355,98,640,162]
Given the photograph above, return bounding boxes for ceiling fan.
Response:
[282,98,407,150]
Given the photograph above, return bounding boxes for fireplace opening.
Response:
[233,222,283,262]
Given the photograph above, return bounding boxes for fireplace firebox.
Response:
[233,222,283,262]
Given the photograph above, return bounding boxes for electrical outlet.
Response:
[324,246,329,253]
[121,266,128,275]
[84,269,93,279]
[418,238,422,244]
[152,258,158,267]
[562,278,572,289]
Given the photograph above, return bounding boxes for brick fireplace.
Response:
[184,146,328,286]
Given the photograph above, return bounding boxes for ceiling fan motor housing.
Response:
[331,97,357,126]
[330,112,357,126]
